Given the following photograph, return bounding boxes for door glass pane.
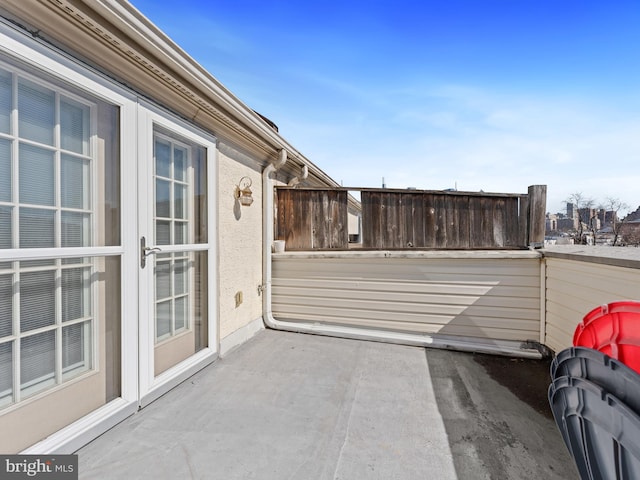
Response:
[154,253,188,343]
[193,145,207,244]
[20,269,56,332]
[0,139,10,202]
[18,79,55,146]
[174,146,186,181]
[62,267,90,322]
[0,274,12,338]
[174,184,186,219]
[0,206,11,249]
[61,211,90,247]
[156,221,171,245]
[193,250,208,352]
[174,222,186,245]
[155,139,170,178]
[156,179,170,218]
[62,321,91,380]
[155,261,171,300]
[156,301,171,339]
[19,144,54,206]
[152,130,208,375]
[0,342,12,408]
[154,250,207,350]
[19,208,54,248]
[60,98,89,155]
[105,257,121,401]
[153,134,208,247]
[175,259,187,295]
[101,101,121,247]
[0,57,124,431]
[175,296,187,331]
[61,155,90,209]
[21,330,55,397]
[0,68,10,134]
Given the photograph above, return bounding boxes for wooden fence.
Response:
[275,185,546,251]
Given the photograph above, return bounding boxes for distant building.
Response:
[558,217,578,231]
[597,209,619,228]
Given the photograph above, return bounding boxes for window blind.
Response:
[62,267,89,322]
[0,139,10,203]
[19,208,54,248]
[20,330,55,396]
[0,274,11,338]
[0,342,12,404]
[20,270,56,333]
[0,68,10,134]
[60,99,88,155]
[18,79,54,146]
[19,144,55,206]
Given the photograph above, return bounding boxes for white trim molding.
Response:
[219,316,264,357]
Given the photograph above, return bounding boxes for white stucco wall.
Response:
[217,143,265,343]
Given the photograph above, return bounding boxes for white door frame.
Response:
[136,102,218,407]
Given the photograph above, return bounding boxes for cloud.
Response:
[274,81,639,214]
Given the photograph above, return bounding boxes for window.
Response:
[0,61,120,409]
[152,131,207,346]
[153,133,195,342]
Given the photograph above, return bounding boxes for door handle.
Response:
[140,236,162,268]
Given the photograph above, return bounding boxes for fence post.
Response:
[528,185,547,248]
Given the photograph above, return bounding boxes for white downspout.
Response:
[287,164,308,187]
[262,149,287,329]
[262,151,322,333]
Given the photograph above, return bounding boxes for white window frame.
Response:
[0,62,99,403]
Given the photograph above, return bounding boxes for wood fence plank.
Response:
[384,192,401,248]
[276,185,545,250]
[505,197,521,247]
[423,194,438,248]
[362,191,383,248]
[453,195,470,248]
[519,195,530,247]
[528,185,547,247]
[329,190,348,248]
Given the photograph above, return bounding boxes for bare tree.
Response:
[603,197,630,246]
[566,192,595,244]
[621,224,640,246]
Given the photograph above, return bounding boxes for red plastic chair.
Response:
[573,301,640,375]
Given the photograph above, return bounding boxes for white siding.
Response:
[273,253,542,342]
[544,257,640,353]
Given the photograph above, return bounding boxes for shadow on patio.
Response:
[77,330,577,479]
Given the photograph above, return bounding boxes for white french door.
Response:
[0,21,218,452]
[137,106,217,403]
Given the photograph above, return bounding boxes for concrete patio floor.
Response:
[77,330,577,479]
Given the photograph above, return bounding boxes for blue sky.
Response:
[131,0,640,215]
